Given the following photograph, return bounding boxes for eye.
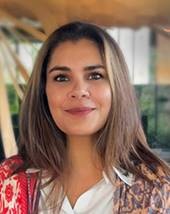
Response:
[53,74,69,82]
[88,72,104,80]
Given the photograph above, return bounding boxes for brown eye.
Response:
[54,74,69,82]
[88,72,104,80]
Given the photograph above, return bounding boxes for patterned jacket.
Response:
[0,155,170,213]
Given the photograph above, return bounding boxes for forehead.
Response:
[48,39,103,67]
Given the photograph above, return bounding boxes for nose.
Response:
[69,90,90,99]
[68,82,90,99]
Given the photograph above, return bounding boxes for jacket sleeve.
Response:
[148,176,170,213]
[0,156,28,214]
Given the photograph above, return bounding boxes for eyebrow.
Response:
[48,64,105,73]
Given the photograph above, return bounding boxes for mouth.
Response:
[64,107,96,116]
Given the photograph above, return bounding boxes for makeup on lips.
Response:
[64,107,96,116]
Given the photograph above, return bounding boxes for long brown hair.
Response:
[18,21,170,211]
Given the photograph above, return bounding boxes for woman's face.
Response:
[46,39,111,138]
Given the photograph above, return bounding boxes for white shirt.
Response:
[38,168,133,214]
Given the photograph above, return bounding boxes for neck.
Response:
[66,135,102,175]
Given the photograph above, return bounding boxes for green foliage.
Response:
[135,85,170,149]
[7,84,19,114]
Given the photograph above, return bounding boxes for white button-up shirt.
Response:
[38,168,134,214]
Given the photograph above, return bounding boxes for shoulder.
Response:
[0,155,23,180]
[136,163,170,211]
[0,155,28,213]
[0,155,40,213]
[137,162,170,184]
[113,163,170,213]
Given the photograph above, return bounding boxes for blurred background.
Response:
[0,0,170,162]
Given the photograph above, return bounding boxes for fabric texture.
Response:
[38,166,134,213]
[39,171,114,213]
[0,155,170,213]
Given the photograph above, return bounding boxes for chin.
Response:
[63,128,99,137]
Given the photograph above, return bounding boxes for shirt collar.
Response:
[26,167,134,187]
[102,167,134,186]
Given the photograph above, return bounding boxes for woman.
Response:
[0,21,170,213]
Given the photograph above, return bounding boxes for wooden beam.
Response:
[0,9,46,41]
[0,49,18,157]
[0,43,24,99]
[0,30,29,82]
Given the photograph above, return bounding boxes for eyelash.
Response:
[53,74,69,82]
[89,72,104,80]
[53,72,104,82]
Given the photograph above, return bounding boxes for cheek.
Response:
[96,85,112,110]
[46,87,59,113]
[46,85,64,105]
[47,95,60,113]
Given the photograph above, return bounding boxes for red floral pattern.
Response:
[0,156,170,213]
[5,183,13,202]
[0,156,28,214]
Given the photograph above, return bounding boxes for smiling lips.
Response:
[65,107,96,116]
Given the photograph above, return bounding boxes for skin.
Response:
[46,39,112,206]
